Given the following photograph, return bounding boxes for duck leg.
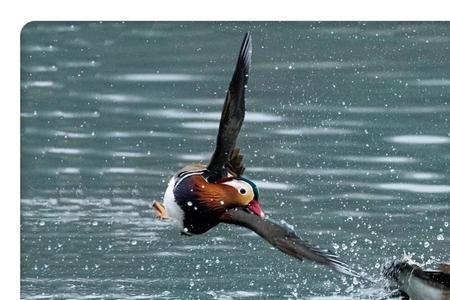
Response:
[152,201,169,220]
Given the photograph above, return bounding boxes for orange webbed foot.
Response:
[152,201,169,220]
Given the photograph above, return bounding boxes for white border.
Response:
[6,0,450,21]
[2,0,450,299]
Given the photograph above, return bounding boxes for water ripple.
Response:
[99,73,207,82]
[23,147,156,159]
[58,60,99,68]
[252,180,292,190]
[22,65,58,73]
[275,127,355,136]
[247,167,389,177]
[296,105,450,114]
[295,193,397,201]
[31,24,79,33]
[140,109,283,122]
[178,153,210,161]
[23,128,181,139]
[22,81,62,88]
[406,204,450,212]
[402,172,445,180]
[181,122,218,130]
[21,110,99,118]
[376,183,450,193]
[336,155,416,164]
[386,135,450,145]
[22,45,58,52]
[409,79,450,86]
[85,93,147,103]
[55,167,80,174]
[24,128,94,138]
[254,61,369,71]
[100,167,162,175]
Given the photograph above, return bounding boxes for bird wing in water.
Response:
[207,33,252,182]
[221,208,361,277]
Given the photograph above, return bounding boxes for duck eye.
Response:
[239,188,247,194]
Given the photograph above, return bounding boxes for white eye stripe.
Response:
[223,180,252,195]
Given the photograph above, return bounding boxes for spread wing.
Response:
[207,33,252,182]
[221,209,361,277]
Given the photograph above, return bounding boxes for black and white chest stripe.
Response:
[163,169,207,225]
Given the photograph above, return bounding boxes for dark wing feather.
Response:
[207,33,252,182]
[226,147,246,177]
[221,209,361,277]
[413,268,450,288]
[439,263,450,275]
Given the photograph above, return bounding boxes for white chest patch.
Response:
[163,176,184,226]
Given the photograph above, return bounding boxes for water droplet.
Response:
[187,201,193,206]
[131,240,137,245]
[437,234,444,241]
[92,221,98,226]
[424,241,430,248]
[39,220,45,226]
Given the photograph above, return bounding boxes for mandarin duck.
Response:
[153,33,360,277]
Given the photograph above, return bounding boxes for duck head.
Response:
[170,172,265,235]
[217,176,265,218]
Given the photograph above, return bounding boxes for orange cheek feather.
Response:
[191,177,250,211]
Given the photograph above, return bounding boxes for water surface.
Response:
[21,22,450,299]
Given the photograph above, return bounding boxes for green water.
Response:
[21,22,450,299]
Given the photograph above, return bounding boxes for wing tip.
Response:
[206,33,251,181]
[326,253,375,282]
[238,32,252,75]
[307,243,363,278]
